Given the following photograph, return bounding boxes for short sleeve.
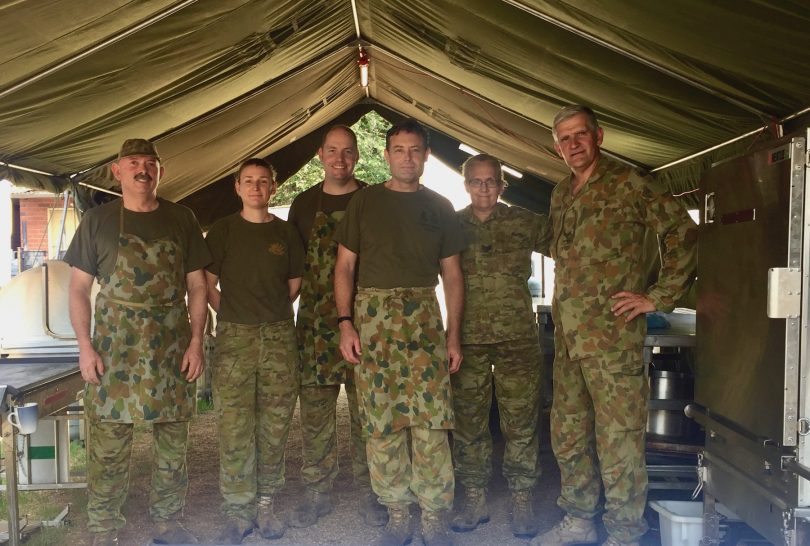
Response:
[63,210,99,277]
[333,192,362,253]
[204,219,227,277]
[183,209,212,273]
[287,223,305,278]
[439,203,467,259]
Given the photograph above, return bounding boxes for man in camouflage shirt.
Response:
[66,139,210,546]
[532,106,697,546]
[334,118,467,546]
[451,154,547,539]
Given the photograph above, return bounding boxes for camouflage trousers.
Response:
[86,419,189,532]
[367,426,454,511]
[452,337,542,491]
[213,320,300,521]
[299,379,371,493]
[551,343,649,542]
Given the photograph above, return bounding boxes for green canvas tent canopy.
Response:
[1,0,808,223]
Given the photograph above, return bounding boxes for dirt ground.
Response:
[25,388,757,546]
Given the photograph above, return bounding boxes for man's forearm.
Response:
[440,255,464,344]
[68,270,95,350]
[186,273,208,341]
[334,246,358,317]
[69,291,94,349]
[334,267,355,317]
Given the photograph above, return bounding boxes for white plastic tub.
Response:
[649,500,738,546]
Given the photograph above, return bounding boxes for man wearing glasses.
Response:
[450,154,547,539]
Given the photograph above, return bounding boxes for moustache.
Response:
[135,173,153,182]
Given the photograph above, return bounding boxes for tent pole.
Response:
[652,105,810,172]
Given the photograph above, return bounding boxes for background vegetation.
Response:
[272,111,391,206]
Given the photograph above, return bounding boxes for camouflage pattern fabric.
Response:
[297,209,352,385]
[366,427,454,511]
[86,214,195,423]
[297,206,373,492]
[353,287,454,438]
[299,381,370,492]
[545,156,697,360]
[86,419,190,532]
[213,319,299,521]
[542,156,695,541]
[457,203,547,345]
[451,338,542,491]
[551,345,649,542]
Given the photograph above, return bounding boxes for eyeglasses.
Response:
[466,178,501,189]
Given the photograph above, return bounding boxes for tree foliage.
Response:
[272,111,391,205]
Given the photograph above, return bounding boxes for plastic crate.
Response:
[649,500,738,546]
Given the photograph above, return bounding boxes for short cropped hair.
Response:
[321,125,358,149]
[552,105,600,142]
[236,158,276,181]
[385,118,429,150]
[461,153,507,187]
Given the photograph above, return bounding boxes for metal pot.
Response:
[647,370,695,439]
[649,370,693,400]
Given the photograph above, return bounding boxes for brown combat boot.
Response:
[511,489,539,537]
[375,503,412,546]
[289,489,333,528]
[530,514,598,546]
[450,487,489,532]
[358,489,389,527]
[421,509,454,546]
[256,495,286,539]
[153,519,199,544]
[214,517,253,544]
[91,530,119,546]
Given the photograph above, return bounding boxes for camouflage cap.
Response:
[118,138,161,161]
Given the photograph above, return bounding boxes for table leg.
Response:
[2,418,20,546]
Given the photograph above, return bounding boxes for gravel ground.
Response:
[52,387,762,546]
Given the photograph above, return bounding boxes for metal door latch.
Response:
[799,417,810,436]
[767,268,801,318]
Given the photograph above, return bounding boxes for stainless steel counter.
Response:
[0,358,83,546]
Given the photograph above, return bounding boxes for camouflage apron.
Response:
[353,286,454,438]
[85,204,195,423]
[297,186,351,385]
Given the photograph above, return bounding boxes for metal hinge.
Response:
[768,268,802,318]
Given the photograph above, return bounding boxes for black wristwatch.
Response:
[337,316,353,324]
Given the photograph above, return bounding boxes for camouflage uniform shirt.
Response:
[458,203,547,344]
[545,156,698,359]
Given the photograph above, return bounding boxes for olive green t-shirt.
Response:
[205,213,305,324]
[334,184,467,288]
[287,181,367,245]
[64,198,211,279]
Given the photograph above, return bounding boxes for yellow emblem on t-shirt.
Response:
[268,243,286,256]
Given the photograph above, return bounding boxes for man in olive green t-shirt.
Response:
[334,118,467,546]
[286,126,387,529]
[65,138,209,546]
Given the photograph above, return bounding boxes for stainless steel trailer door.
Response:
[696,131,810,545]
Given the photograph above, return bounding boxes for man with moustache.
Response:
[334,118,466,546]
[287,125,387,528]
[532,105,697,546]
[66,139,210,546]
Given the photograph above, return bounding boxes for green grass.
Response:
[197,395,214,413]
